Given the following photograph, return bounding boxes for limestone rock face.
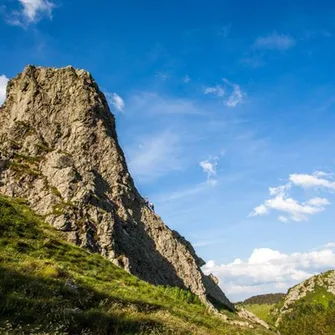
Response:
[0,65,234,310]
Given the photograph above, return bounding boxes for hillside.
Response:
[239,294,285,324]
[272,270,335,335]
[0,194,274,334]
[241,294,285,306]
[0,65,232,310]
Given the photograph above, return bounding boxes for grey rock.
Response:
[0,65,234,311]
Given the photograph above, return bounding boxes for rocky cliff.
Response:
[0,65,234,311]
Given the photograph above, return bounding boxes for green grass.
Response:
[0,194,274,335]
[299,285,334,307]
[243,305,274,324]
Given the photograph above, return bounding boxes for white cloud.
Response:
[203,245,335,301]
[289,171,335,190]
[200,160,216,177]
[0,75,9,105]
[204,79,246,107]
[20,0,54,21]
[183,75,191,83]
[254,32,296,50]
[127,131,182,183]
[252,204,268,216]
[199,156,219,185]
[250,190,330,222]
[6,0,55,26]
[155,182,209,203]
[269,184,290,196]
[106,92,125,112]
[250,171,335,222]
[204,85,225,97]
[250,180,330,222]
[222,78,245,108]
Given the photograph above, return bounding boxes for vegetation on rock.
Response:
[272,271,335,335]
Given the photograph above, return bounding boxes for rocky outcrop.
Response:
[273,270,335,326]
[0,65,234,311]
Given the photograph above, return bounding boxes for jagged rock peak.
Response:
[0,65,234,311]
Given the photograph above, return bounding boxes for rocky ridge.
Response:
[0,65,234,311]
[273,270,335,326]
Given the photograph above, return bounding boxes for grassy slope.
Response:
[242,305,274,324]
[276,289,335,335]
[272,272,335,335]
[0,195,274,335]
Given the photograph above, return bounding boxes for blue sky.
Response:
[1,0,335,301]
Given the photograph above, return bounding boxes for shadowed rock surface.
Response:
[0,65,234,310]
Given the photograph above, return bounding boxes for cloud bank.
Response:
[203,243,335,301]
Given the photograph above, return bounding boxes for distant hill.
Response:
[237,294,285,325]
[272,270,335,335]
[241,293,285,305]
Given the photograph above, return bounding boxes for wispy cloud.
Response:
[0,75,9,105]
[106,92,125,112]
[203,244,335,301]
[204,85,225,97]
[128,92,203,115]
[204,79,246,108]
[301,30,333,41]
[155,72,171,80]
[249,171,333,222]
[182,75,191,83]
[254,32,296,51]
[155,182,210,203]
[127,131,182,183]
[223,78,245,107]
[241,54,265,68]
[5,0,55,26]
[199,156,219,185]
